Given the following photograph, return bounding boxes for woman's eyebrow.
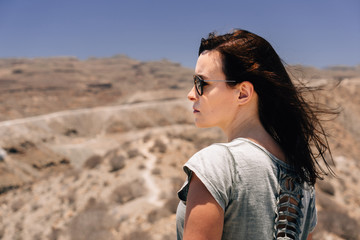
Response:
[195,74,208,80]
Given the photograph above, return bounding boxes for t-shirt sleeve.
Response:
[177,144,235,211]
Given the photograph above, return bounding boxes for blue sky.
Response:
[0,0,359,68]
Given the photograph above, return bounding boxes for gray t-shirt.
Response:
[176,138,317,240]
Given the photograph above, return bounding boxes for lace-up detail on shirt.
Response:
[274,170,304,240]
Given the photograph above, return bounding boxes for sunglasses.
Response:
[193,75,237,96]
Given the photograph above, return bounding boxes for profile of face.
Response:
[187,50,241,130]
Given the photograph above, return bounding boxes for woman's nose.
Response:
[187,86,198,101]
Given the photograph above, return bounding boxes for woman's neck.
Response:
[224,116,286,162]
[223,110,262,141]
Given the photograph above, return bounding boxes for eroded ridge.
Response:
[274,171,304,240]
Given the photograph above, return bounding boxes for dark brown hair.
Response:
[199,29,335,185]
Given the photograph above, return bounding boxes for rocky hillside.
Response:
[0,56,359,239]
[0,56,191,121]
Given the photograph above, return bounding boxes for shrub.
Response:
[315,210,360,240]
[162,233,177,240]
[127,149,140,158]
[122,229,153,240]
[164,196,180,214]
[150,139,167,153]
[11,199,24,212]
[138,163,146,170]
[32,233,42,240]
[69,201,115,240]
[147,208,171,223]
[64,129,78,136]
[143,133,152,143]
[151,168,161,175]
[83,155,102,169]
[109,155,126,172]
[12,69,23,74]
[317,180,335,196]
[316,191,340,211]
[48,228,61,240]
[171,177,185,192]
[111,180,146,204]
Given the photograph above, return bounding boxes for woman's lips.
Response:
[193,108,200,113]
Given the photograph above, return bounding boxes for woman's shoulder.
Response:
[202,138,293,169]
[197,138,253,153]
[190,142,234,163]
[191,138,253,161]
[188,138,265,167]
[207,138,271,158]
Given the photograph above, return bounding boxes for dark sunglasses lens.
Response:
[194,76,202,95]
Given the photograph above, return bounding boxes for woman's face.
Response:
[187,50,239,130]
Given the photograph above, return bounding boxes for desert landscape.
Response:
[0,55,359,240]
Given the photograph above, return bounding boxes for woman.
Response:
[176,29,334,240]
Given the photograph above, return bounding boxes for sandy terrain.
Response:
[0,56,359,239]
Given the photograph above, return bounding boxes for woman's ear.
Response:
[237,81,254,104]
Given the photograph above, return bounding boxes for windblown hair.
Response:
[199,29,335,185]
